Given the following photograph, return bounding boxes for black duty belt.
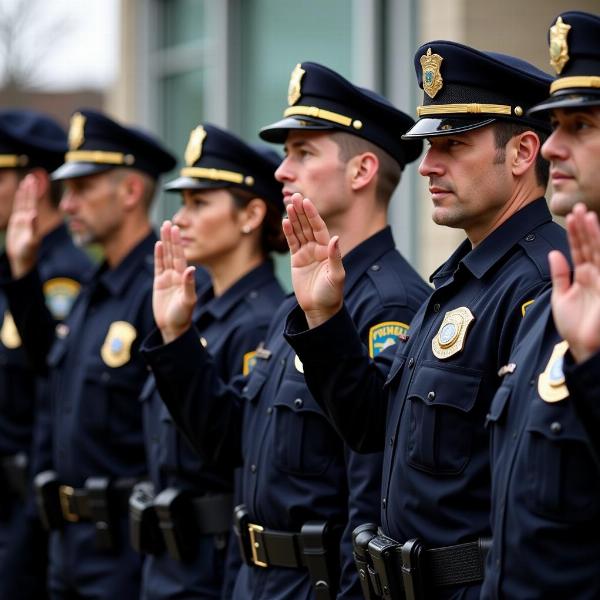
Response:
[234,504,341,600]
[353,524,491,600]
[58,481,133,523]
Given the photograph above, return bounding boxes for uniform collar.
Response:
[430,197,552,283]
[94,231,157,295]
[341,226,397,293]
[196,260,276,321]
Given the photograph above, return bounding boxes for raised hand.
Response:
[153,220,197,344]
[282,193,345,329]
[550,203,600,363]
[6,174,41,279]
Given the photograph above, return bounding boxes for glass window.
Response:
[159,0,207,49]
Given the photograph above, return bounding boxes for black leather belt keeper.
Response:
[234,504,341,600]
[352,526,492,600]
[153,487,233,562]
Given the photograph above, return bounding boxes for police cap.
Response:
[0,109,67,172]
[52,109,176,181]
[164,123,283,212]
[259,62,422,168]
[403,41,553,138]
[529,11,600,115]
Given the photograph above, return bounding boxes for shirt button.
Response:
[250,464,257,473]
[242,386,249,394]
[433,303,441,313]
[266,407,273,415]
[382,498,387,509]
[427,391,436,401]
[524,233,536,242]
[408,358,414,369]
[101,372,111,382]
[294,398,304,409]
[371,264,381,272]
[249,291,258,299]
[280,359,286,365]
[389,437,394,447]
[550,421,562,434]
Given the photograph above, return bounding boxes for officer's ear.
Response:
[26,168,50,199]
[119,171,147,211]
[348,152,379,192]
[238,197,267,233]
[510,131,541,178]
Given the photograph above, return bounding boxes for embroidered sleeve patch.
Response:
[43,277,81,320]
[243,351,258,376]
[521,299,534,317]
[369,321,410,358]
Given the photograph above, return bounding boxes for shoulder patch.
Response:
[243,350,257,376]
[100,321,137,368]
[43,277,81,320]
[521,299,534,317]
[369,321,409,358]
[0,310,22,349]
[537,340,569,403]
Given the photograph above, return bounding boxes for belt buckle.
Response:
[58,485,79,523]
[248,523,268,568]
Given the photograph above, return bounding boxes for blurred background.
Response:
[1,0,596,284]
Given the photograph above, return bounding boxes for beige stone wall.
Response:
[415,0,597,277]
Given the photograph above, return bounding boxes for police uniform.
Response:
[0,109,92,599]
[482,12,600,599]
[142,63,430,600]
[0,110,176,599]
[135,125,286,599]
[284,46,568,600]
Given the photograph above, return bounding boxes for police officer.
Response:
[142,62,430,599]
[2,109,175,599]
[482,11,600,598]
[282,46,568,599]
[135,124,286,599]
[0,109,91,599]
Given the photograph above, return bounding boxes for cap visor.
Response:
[163,177,229,192]
[528,92,600,116]
[51,162,113,181]
[402,117,497,139]
[259,116,334,143]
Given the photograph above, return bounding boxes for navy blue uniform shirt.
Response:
[0,223,90,458]
[140,261,285,600]
[142,227,430,600]
[285,199,568,599]
[482,289,600,599]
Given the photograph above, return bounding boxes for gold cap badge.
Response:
[184,126,207,167]
[288,64,306,106]
[421,48,444,99]
[549,16,571,74]
[100,321,137,368]
[432,307,475,360]
[68,112,86,151]
[537,340,569,402]
[0,311,22,349]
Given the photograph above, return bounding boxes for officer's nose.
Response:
[418,147,444,178]
[59,189,78,214]
[172,206,187,229]
[541,129,569,163]
[275,156,295,183]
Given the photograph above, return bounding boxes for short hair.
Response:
[492,122,549,187]
[329,131,402,205]
[110,168,157,211]
[229,187,287,254]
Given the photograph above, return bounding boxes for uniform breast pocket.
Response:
[272,375,340,476]
[524,399,600,522]
[81,362,144,438]
[485,385,511,462]
[407,363,482,475]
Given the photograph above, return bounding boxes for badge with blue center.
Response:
[537,340,569,403]
[43,277,81,320]
[100,321,137,368]
[432,307,475,360]
[0,310,21,349]
[420,48,444,98]
[369,321,410,358]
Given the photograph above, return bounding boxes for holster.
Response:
[352,523,380,600]
[300,520,341,600]
[129,481,164,555]
[33,470,63,531]
[154,487,197,562]
[367,533,405,600]
[84,477,117,551]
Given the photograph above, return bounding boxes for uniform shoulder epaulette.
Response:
[517,222,567,279]
[366,253,408,306]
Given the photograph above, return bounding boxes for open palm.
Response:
[550,203,600,363]
[282,193,345,328]
[153,221,197,343]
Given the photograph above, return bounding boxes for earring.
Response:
[242,225,252,234]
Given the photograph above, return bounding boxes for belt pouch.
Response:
[301,520,341,600]
[352,523,381,600]
[129,481,163,555]
[85,476,116,551]
[33,470,63,531]
[368,534,405,600]
[154,487,197,562]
